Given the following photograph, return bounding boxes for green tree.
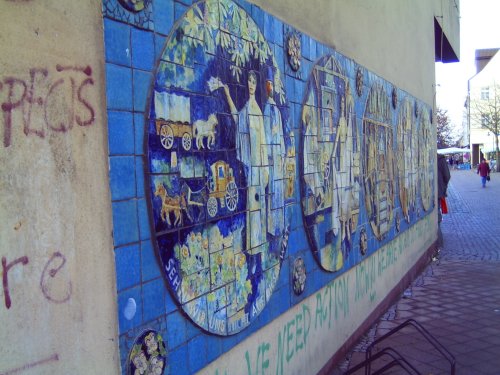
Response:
[470,84,500,172]
[436,108,456,149]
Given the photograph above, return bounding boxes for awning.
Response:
[437,147,469,155]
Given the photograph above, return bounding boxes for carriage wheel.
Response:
[225,181,238,211]
[182,133,192,151]
[207,197,218,217]
[160,125,174,149]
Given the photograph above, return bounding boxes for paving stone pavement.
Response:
[330,169,500,375]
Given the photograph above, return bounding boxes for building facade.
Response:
[0,1,459,374]
[468,49,500,167]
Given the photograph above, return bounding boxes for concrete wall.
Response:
[0,1,459,374]
[0,1,118,374]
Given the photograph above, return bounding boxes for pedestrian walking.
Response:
[437,153,451,230]
[477,158,491,188]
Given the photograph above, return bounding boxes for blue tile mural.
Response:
[102,0,435,373]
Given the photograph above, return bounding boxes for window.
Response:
[481,86,490,100]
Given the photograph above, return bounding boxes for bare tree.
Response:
[436,108,456,148]
[470,84,500,171]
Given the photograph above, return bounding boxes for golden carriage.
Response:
[206,161,238,217]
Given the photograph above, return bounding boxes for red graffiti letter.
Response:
[44,78,74,132]
[76,77,95,126]
[24,68,49,138]
[2,255,29,309]
[1,78,27,147]
[40,251,72,303]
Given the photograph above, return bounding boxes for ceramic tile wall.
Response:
[102,0,435,374]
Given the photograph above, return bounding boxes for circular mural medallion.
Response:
[287,32,301,72]
[147,0,295,335]
[396,98,418,223]
[128,330,166,375]
[362,83,395,240]
[300,54,360,272]
[418,107,434,211]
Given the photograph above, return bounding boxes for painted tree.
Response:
[436,108,456,149]
[470,84,500,171]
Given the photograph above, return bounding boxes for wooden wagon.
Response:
[155,119,193,151]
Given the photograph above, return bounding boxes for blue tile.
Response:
[106,64,133,111]
[285,76,295,104]
[142,277,166,322]
[167,310,187,349]
[165,291,177,314]
[142,239,161,282]
[104,19,131,66]
[133,70,153,112]
[273,44,285,74]
[235,0,251,14]
[155,34,167,62]
[301,33,311,61]
[274,18,283,46]
[131,28,155,71]
[294,79,305,102]
[108,111,134,155]
[138,199,151,241]
[205,335,222,363]
[154,0,175,36]
[134,113,146,155]
[251,5,264,30]
[168,344,189,375]
[264,13,274,42]
[110,156,136,200]
[174,2,189,20]
[186,318,200,341]
[277,258,290,289]
[117,285,142,333]
[135,157,146,198]
[115,243,141,291]
[112,200,139,246]
[188,335,207,373]
[289,227,308,252]
[275,284,291,316]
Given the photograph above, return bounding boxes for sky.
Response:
[435,0,500,130]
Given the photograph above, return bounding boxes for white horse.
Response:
[193,114,217,149]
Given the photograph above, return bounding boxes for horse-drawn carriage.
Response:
[206,161,238,217]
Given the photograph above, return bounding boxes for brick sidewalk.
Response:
[332,170,500,375]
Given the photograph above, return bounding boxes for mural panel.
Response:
[396,97,418,223]
[362,83,395,241]
[418,107,434,212]
[146,0,295,335]
[300,54,361,272]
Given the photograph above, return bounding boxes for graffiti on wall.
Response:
[146,0,296,335]
[0,65,96,148]
[1,251,72,309]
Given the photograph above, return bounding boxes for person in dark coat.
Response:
[436,154,451,250]
[477,158,491,188]
[437,154,451,224]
